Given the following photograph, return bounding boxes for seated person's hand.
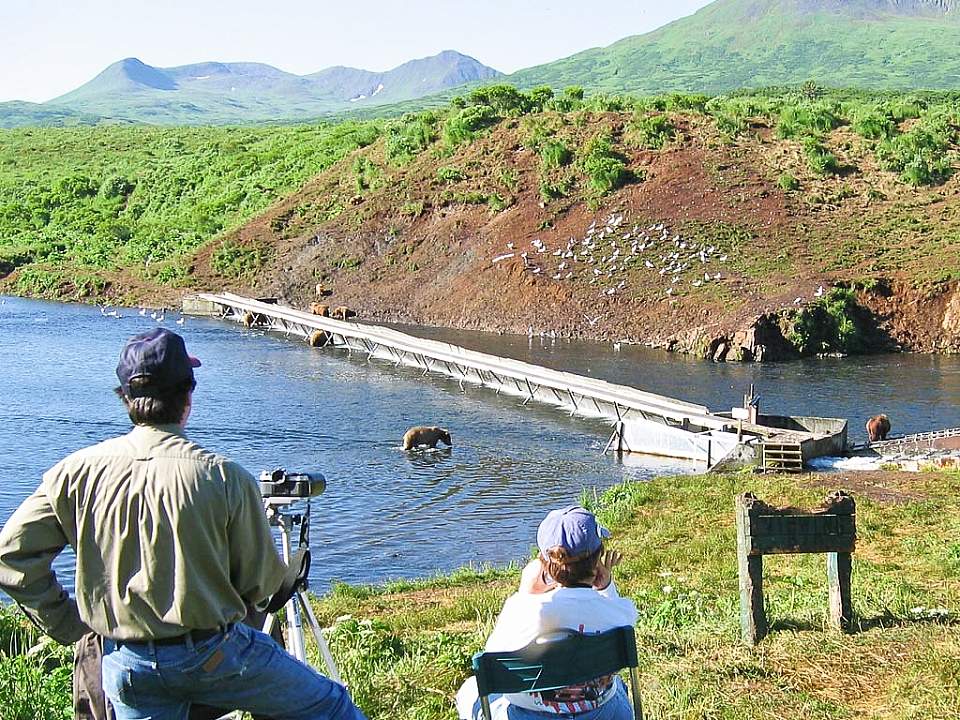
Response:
[592,549,623,590]
[519,558,556,594]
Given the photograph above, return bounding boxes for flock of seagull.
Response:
[99,304,185,325]
[492,212,730,300]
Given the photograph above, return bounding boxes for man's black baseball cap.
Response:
[116,328,201,398]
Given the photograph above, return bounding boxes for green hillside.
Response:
[510,0,960,93]
[0,121,384,290]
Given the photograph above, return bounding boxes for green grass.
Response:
[6,469,960,718]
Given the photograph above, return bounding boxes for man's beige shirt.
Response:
[0,424,286,643]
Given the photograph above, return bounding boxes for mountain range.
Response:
[1,51,500,126]
[5,0,960,127]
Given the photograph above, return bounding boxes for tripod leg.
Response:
[286,595,307,663]
[296,590,342,685]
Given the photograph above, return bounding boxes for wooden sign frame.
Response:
[735,490,855,645]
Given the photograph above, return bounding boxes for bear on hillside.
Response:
[865,414,891,442]
[402,426,452,451]
[331,306,356,320]
[309,303,330,317]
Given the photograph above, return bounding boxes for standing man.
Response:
[0,327,365,720]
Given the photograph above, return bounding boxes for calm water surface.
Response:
[2,297,958,593]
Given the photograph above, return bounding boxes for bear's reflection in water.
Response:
[402,446,453,469]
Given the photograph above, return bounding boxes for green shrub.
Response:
[586,94,633,112]
[352,156,380,192]
[850,106,896,140]
[399,202,424,217]
[876,116,953,185]
[883,96,925,122]
[539,176,574,202]
[803,138,840,175]
[579,132,630,194]
[385,114,436,165]
[442,105,497,148]
[665,93,709,113]
[468,84,530,116]
[547,86,585,112]
[713,112,748,138]
[776,102,841,139]
[436,166,466,183]
[787,287,866,355]
[627,113,675,149]
[538,140,572,170]
[526,86,554,112]
[14,267,63,297]
[778,173,800,191]
[486,193,510,212]
[498,168,519,192]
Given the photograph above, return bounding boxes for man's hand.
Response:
[519,559,556,594]
[593,549,623,591]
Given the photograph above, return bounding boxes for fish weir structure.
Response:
[186,293,844,466]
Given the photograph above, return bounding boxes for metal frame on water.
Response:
[190,293,743,463]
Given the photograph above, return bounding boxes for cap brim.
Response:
[189,355,202,368]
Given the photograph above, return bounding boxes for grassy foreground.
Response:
[3,469,959,719]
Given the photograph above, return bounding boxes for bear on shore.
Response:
[866,414,891,442]
[309,303,330,317]
[331,306,356,320]
[402,426,452,450]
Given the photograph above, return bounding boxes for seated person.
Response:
[456,505,638,719]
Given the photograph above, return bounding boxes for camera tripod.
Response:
[261,494,342,684]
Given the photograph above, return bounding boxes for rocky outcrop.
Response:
[940,283,960,352]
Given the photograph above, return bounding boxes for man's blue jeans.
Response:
[101,622,366,720]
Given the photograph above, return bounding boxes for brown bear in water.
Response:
[402,426,452,450]
[866,414,891,442]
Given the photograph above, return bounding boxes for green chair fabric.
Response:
[471,625,643,720]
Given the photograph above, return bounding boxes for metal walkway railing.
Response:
[867,426,960,452]
[193,293,734,441]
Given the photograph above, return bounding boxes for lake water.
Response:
[2,296,958,593]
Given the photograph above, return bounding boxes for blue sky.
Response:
[0,0,714,103]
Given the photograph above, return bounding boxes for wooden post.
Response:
[735,490,854,644]
[827,551,853,630]
[736,493,767,645]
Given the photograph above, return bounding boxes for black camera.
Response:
[259,468,326,499]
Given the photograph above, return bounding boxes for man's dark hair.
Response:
[115,379,194,425]
[542,545,603,587]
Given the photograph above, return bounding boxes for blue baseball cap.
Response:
[537,505,610,557]
[116,328,201,398]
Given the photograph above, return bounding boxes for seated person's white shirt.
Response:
[457,580,637,717]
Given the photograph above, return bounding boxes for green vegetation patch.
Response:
[210,240,270,280]
[579,131,631,194]
[0,121,382,296]
[876,114,955,186]
[626,112,675,150]
[785,287,869,355]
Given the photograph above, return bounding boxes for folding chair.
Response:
[471,625,643,720]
